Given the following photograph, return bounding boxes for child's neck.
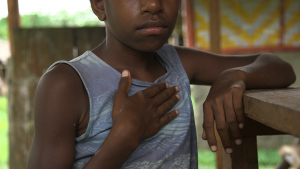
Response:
[92,39,166,82]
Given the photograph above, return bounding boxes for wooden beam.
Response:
[243,87,300,138]
[229,136,259,169]
[279,0,285,47]
[181,0,195,47]
[7,0,21,55]
[239,116,286,137]
[209,0,221,54]
[209,0,223,168]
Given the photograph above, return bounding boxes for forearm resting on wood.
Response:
[233,53,296,89]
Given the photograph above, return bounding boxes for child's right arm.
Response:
[27,65,179,169]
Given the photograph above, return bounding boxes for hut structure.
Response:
[6,0,300,168]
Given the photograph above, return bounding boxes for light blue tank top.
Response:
[47,44,198,169]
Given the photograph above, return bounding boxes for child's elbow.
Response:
[288,65,297,86]
[265,53,297,87]
[282,61,296,87]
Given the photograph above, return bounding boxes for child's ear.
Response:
[90,0,106,21]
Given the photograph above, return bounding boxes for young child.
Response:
[27,0,296,168]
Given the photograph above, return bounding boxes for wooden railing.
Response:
[222,87,300,169]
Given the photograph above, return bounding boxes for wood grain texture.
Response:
[9,27,106,169]
[230,136,258,169]
[209,0,221,54]
[10,28,74,169]
[76,27,106,56]
[7,0,21,54]
[181,0,195,47]
[240,116,286,137]
[243,87,300,138]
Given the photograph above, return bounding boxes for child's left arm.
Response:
[175,46,296,153]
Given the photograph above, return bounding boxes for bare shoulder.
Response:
[36,63,88,117]
[35,63,89,134]
[174,46,259,85]
[28,63,89,169]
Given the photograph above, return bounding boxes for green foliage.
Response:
[198,149,282,169]
[0,97,8,169]
[0,8,103,40]
[258,149,282,168]
[0,18,8,40]
[21,9,102,28]
[198,150,216,169]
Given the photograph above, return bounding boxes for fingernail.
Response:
[239,123,244,129]
[211,145,217,152]
[122,70,129,77]
[235,139,242,145]
[175,110,179,115]
[226,148,233,154]
[166,83,169,88]
[176,94,180,100]
[175,86,179,92]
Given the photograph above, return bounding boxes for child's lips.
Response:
[138,27,166,34]
[137,20,168,35]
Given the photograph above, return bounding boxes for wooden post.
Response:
[181,0,195,47]
[209,0,223,168]
[7,0,21,55]
[209,0,221,54]
[279,0,285,47]
[230,136,258,169]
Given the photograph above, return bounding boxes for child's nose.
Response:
[140,0,164,15]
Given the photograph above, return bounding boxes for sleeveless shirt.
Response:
[47,44,198,169]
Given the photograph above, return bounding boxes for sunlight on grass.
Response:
[0,97,8,169]
[198,150,216,169]
[198,149,282,169]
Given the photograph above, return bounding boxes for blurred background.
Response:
[0,0,299,169]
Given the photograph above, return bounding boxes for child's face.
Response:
[93,0,181,52]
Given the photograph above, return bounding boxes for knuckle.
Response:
[203,102,211,110]
[230,86,238,92]
[162,92,169,100]
[232,132,241,139]
[203,122,213,130]
[231,86,242,94]
[237,116,244,123]
[150,102,157,109]
[226,116,237,125]
[160,117,168,125]
[164,101,172,110]
[235,104,243,112]
[172,95,179,104]
[154,122,161,129]
[165,114,173,122]
[207,138,215,143]
[222,140,231,148]
[213,96,223,104]
[216,124,226,132]
[158,83,164,91]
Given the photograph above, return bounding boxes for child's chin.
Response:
[133,42,167,53]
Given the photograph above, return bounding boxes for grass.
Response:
[198,149,282,169]
[0,97,283,168]
[0,97,8,169]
